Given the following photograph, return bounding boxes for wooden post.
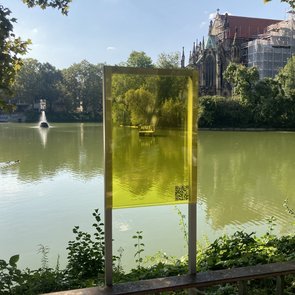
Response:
[276,275,285,295]
[238,280,248,295]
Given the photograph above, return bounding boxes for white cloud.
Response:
[209,12,217,20]
[208,11,232,20]
[199,21,207,28]
[107,46,116,51]
[31,43,42,48]
[31,28,39,34]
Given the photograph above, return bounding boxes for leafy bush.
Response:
[66,208,105,287]
[1,208,294,294]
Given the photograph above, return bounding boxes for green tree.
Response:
[160,98,184,127]
[125,88,156,125]
[22,0,72,14]
[13,58,62,111]
[61,60,103,117]
[0,1,70,110]
[111,51,156,125]
[156,52,187,108]
[276,55,295,99]
[224,62,259,103]
[0,5,30,107]
[156,52,180,69]
[252,78,290,126]
[126,51,154,68]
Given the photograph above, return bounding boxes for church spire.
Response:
[181,47,185,68]
[209,20,213,34]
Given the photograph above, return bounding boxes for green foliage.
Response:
[126,51,154,68]
[132,231,145,268]
[175,206,188,247]
[10,59,104,121]
[224,62,259,102]
[12,58,62,109]
[22,0,72,15]
[60,60,104,116]
[264,0,295,9]
[0,0,69,110]
[125,88,156,125]
[284,199,295,224]
[38,244,50,270]
[160,98,184,127]
[205,58,295,128]
[198,96,253,128]
[0,5,31,104]
[66,208,105,287]
[156,52,180,69]
[0,255,23,294]
[198,230,295,272]
[1,209,295,294]
[277,55,295,99]
[112,51,189,128]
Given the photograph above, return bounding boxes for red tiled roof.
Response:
[220,15,282,39]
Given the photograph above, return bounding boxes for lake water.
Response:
[0,123,294,271]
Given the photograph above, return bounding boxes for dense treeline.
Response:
[9,58,104,122]
[3,50,295,126]
[111,52,187,128]
[4,51,184,123]
[199,56,295,128]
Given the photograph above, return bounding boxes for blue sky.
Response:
[2,0,291,69]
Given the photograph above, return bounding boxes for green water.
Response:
[0,123,294,270]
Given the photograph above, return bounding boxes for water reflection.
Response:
[0,123,103,182]
[38,126,49,147]
[0,124,294,234]
[198,131,295,232]
[112,127,190,207]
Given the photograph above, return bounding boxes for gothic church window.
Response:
[205,55,215,88]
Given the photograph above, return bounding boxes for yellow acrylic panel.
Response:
[103,66,198,209]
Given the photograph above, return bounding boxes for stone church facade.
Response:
[183,10,282,96]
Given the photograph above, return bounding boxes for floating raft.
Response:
[138,125,155,136]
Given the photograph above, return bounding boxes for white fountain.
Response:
[39,99,49,128]
[39,110,49,128]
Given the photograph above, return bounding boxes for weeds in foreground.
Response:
[1,203,295,294]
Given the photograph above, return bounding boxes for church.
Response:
[183,9,294,96]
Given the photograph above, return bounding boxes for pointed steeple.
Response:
[181,47,185,68]
[202,36,205,50]
[209,20,213,34]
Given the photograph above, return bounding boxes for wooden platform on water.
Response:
[138,125,155,136]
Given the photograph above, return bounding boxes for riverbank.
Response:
[1,208,294,295]
[199,127,295,131]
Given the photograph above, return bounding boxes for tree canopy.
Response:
[22,0,72,15]
[264,0,295,9]
[0,0,71,110]
[126,51,154,68]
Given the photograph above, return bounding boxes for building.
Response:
[183,9,294,96]
[246,15,295,79]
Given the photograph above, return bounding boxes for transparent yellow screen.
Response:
[104,67,197,209]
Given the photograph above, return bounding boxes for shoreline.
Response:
[199,127,295,132]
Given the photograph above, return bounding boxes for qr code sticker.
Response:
[175,185,189,201]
